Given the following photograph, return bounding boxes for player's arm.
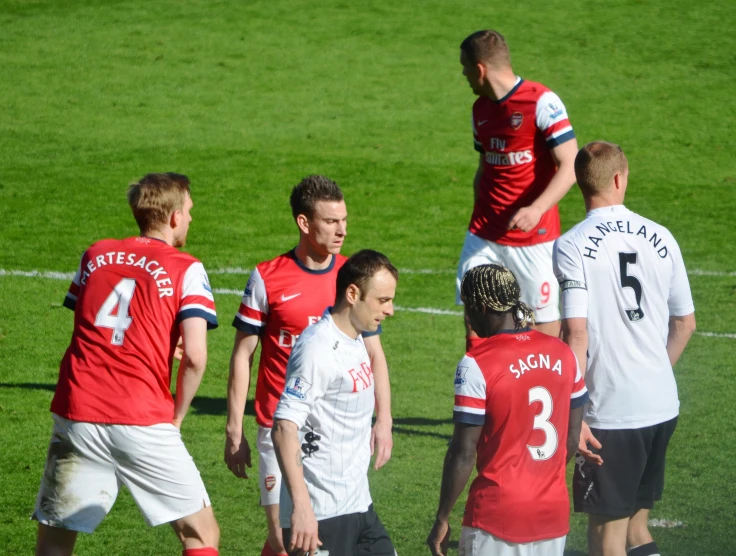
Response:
[509,138,578,232]
[667,313,696,366]
[224,330,259,478]
[567,405,584,464]
[172,317,209,428]
[427,423,481,556]
[272,418,321,555]
[561,317,588,377]
[364,334,393,470]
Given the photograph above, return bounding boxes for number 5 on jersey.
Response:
[95,278,137,345]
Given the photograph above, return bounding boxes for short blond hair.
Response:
[575,142,628,196]
[127,173,191,234]
[460,30,511,67]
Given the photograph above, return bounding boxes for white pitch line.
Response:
[3,267,734,278]
[0,269,76,280]
[3,269,735,340]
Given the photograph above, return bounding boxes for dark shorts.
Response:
[573,417,678,517]
[283,504,395,556]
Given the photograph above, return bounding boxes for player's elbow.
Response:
[183,345,208,373]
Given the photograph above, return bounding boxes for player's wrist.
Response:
[225,422,243,437]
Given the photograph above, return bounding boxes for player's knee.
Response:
[173,506,220,549]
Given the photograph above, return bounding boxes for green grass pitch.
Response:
[1,0,735,554]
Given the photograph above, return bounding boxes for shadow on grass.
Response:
[0,382,56,392]
[0,386,453,440]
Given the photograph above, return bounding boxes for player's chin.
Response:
[329,242,343,253]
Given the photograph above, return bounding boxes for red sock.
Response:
[261,542,288,556]
[183,548,218,556]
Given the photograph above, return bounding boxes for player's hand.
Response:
[289,505,322,556]
[172,417,183,430]
[371,417,393,470]
[508,205,544,232]
[427,518,451,556]
[224,432,252,479]
[174,336,184,361]
[578,421,603,465]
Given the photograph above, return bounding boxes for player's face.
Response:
[172,193,193,248]
[351,269,396,333]
[306,200,348,256]
[460,51,483,95]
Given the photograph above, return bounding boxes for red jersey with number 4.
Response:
[470,78,575,246]
[51,237,218,426]
[453,329,588,543]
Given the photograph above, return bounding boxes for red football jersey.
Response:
[469,78,575,246]
[453,329,588,543]
[233,251,348,428]
[51,237,218,426]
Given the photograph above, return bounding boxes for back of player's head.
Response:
[127,173,191,234]
[575,141,628,196]
[460,30,511,67]
[335,249,399,304]
[290,175,344,220]
[461,264,534,329]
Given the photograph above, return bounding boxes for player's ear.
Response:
[346,284,360,305]
[477,62,487,80]
[296,213,310,235]
[170,208,181,230]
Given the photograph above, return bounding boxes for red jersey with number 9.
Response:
[51,237,218,426]
[452,329,588,543]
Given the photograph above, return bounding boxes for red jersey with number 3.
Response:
[51,237,218,426]
[453,329,588,543]
[470,78,575,246]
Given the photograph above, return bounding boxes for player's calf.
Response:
[171,505,220,553]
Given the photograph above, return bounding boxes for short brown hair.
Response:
[460,30,511,66]
[290,175,344,220]
[575,142,628,196]
[335,249,398,304]
[127,173,191,234]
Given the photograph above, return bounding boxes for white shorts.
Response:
[32,414,210,533]
[456,231,560,323]
[258,426,282,507]
[459,527,566,556]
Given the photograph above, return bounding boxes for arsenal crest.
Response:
[265,475,277,491]
[510,112,523,130]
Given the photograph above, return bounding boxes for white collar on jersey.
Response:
[586,204,630,217]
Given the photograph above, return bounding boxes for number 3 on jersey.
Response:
[527,386,558,461]
[95,278,137,345]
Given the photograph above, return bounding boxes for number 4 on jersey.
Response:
[95,278,137,345]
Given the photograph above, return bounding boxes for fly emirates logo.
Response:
[484,137,532,167]
[277,315,321,347]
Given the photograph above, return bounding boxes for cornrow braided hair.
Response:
[461,264,535,329]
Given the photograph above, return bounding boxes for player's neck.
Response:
[141,229,174,246]
[294,243,333,270]
[585,195,625,213]
[330,305,360,339]
[485,71,518,101]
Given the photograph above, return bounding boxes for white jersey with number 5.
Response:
[553,205,694,429]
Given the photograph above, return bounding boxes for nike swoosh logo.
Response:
[281,293,301,302]
[478,120,488,126]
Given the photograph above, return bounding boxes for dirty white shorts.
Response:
[32,414,210,533]
[459,526,566,556]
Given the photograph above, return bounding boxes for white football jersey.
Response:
[553,205,694,429]
[274,310,374,526]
